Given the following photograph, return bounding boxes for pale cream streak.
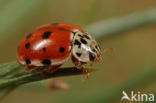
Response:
[70,32,74,41]
[73,29,79,32]
[33,40,52,51]
[81,44,94,54]
[68,46,71,51]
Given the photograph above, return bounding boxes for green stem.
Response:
[0,67,86,89]
[0,61,22,78]
[86,7,156,38]
[0,61,94,100]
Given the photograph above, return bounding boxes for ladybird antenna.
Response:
[100,47,113,62]
[101,47,113,54]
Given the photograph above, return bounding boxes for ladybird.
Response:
[17,23,102,78]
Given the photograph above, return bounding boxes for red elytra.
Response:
[17,23,83,65]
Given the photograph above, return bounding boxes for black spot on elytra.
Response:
[74,39,81,48]
[25,42,30,48]
[89,52,96,61]
[42,59,51,66]
[51,23,59,25]
[42,48,46,52]
[76,52,82,57]
[59,47,65,53]
[26,58,31,64]
[83,35,90,40]
[42,31,52,39]
[80,38,87,44]
[26,33,32,39]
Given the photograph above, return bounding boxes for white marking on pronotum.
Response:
[70,29,79,41]
[70,32,74,41]
[81,44,94,54]
[73,29,79,32]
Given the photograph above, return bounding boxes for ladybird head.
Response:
[71,31,101,63]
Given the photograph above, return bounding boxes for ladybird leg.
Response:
[79,62,89,78]
[74,64,89,78]
[40,67,47,77]
[26,66,35,71]
[72,56,89,78]
[71,55,79,67]
[40,65,62,77]
[90,61,94,66]
[99,47,113,62]
[48,65,62,73]
[101,47,113,54]
[72,58,81,69]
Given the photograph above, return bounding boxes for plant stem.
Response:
[0,61,95,100]
[86,7,156,38]
[0,62,96,89]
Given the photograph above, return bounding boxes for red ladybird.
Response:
[17,23,102,78]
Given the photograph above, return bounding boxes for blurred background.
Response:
[0,0,156,103]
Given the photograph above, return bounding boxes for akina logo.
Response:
[121,91,154,102]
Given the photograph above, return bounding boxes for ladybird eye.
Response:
[89,52,96,61]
